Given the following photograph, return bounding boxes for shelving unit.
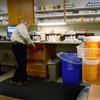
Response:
[35,10,65,24]
[35,9,64,13]
[34,0,65,25]
[0,0,100,26]
[34,0,100,26]
[0,11,8,25]
[0,12,8,15]
[66,20,100,25]
[66,6,100,11]
[66,6,100,24]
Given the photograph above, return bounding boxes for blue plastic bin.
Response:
[57,52,82,85]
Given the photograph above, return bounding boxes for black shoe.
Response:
[23,78,30,84]
[9,80,24,86]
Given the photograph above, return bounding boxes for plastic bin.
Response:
[57,52,82,85]
[47,59,61,82]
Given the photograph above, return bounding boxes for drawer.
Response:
[27,70,47,78]
[27,63,46,71]
[27,44,44,53]
[27,50,45,60]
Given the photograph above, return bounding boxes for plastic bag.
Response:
[76,86,90,100]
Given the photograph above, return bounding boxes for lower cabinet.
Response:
[27,63,47,78]
[27,44,48,78]
[0,49,16,66]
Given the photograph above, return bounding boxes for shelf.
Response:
[37,22,66,26]
[67,13,100,17]
[0,18,8,21]
[0,12,8,15]
[35,9,64,13]
[66,6,100,11]
[36,14,64,19]
[66,21,100,24]
[0,24,8,27]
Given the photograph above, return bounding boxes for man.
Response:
[11,19,35,85]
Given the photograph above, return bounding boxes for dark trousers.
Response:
[12,42,27,82]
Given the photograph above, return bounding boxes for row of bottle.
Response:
[36,19,64,23]
[35,4,63,11]
[86,0,100,6]
[63,35,81,43]
[46,35,60,42]
[67,10,100,15]
[36,12,64,18]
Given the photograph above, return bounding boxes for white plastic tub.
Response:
[77,44,100,59]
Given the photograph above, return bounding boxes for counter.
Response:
[0,40,81,64]
[88,85,100,100]
[0,40,81,77]
[0,40,81,44]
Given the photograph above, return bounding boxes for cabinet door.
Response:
[0,49,16,66]
[7,0,34,25]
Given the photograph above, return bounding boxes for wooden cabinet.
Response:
[0,43,16,66]
[7,0,34,25]
[27,44,48,78]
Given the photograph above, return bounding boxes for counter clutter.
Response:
[29,30,94,43]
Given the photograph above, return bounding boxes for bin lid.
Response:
[57,52,82,64]
[47,59,60,64]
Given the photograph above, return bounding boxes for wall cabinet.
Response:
[0,43,16,66]
[7,0,34,25]
[0,49,16,66]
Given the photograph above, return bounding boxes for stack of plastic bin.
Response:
[77,36,100,84]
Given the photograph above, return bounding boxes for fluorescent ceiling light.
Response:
[37,22,66,26]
